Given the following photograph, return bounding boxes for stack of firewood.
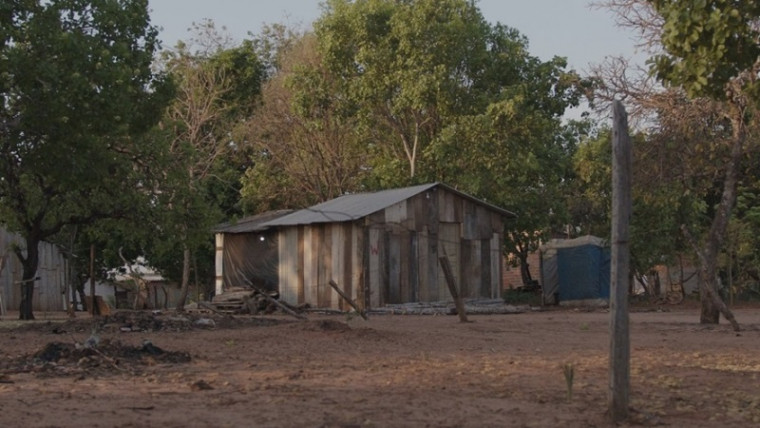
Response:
[209,287,283,315]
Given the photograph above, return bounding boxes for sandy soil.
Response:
[1,305,759,428]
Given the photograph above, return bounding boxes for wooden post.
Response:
[252,282,307,320]
[329,279,368,320]
[438,255,469,323]
[609,100,631,422]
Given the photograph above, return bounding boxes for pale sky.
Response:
[148,0,647,75]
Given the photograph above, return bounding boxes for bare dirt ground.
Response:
[1,304,759,428]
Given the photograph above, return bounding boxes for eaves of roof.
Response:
[212,209,294,233]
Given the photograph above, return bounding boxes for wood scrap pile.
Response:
[200,287,307,320]
[200,287,277,315]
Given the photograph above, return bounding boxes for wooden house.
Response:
[214,183,515,310]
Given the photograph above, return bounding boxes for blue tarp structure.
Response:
[540,235,610,305]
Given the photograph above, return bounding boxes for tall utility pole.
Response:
[609,100,631,422]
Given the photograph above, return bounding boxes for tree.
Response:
[157,23,265,310]
[569,124,708,297]
[315,0,507,184]
[428,92,586,287]
[568,129,613,239]
[0,0,170,319]
[645,0,760,329]
[596,0,760,329]
[240,33,368,210]
[421,41,588,286]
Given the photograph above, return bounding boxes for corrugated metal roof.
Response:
[259,182,515,228]
[213,209,293,233]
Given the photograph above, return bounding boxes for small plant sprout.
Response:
[563,363,575,401]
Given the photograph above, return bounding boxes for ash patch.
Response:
[2,339,191,379]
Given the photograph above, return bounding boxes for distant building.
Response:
[83,257,176,310]
[214,183,516,310]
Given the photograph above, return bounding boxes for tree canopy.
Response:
[649,0,760,99]
[0,0,171,319]
[240,0,589,275]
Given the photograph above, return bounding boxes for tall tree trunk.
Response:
[518,253,533,286]
[77,285,88,312]
[176,247,191,312]
[192,253,200,301]
[16,235,40,320]
[689,112,744,330]
[89,244,100,316]
[67,226,78,317]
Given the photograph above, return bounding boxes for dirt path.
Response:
[1,307,759,427]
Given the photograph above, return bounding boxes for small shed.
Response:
[214,183,515,310]
[85,258,176,310]
[213,210,293,296]
[540,235,611,306]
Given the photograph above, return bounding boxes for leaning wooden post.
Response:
[234,268,307,321]
[609,100,631,422]
[329,279,368,320]
[438,255,469,323]
[250,283,307,321]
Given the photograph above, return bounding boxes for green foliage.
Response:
[315,0,517,181]
[206,39,266,119]
[240,155,298,212]
[649,0,760,98]
[426,71,588,278]
[0,0,168,250]
[646,0,760,323]
[0,0,171,318]
[569,128,612,237]
[721,165,760,297]
[569,125,712,279]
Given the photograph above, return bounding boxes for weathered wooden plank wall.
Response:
[214,233,224,295]
[438,222,461,299]
[303,226,318,305]
[317,225,330,307]
[279,227,299,304]
[352,226,364,308]
[277,223,365,310]
[0,228,67,313]
[480,238,492,298]
[368,226,382,308]
[297,226,305,304]
[490,233,501,298]
[276,186,504,310]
